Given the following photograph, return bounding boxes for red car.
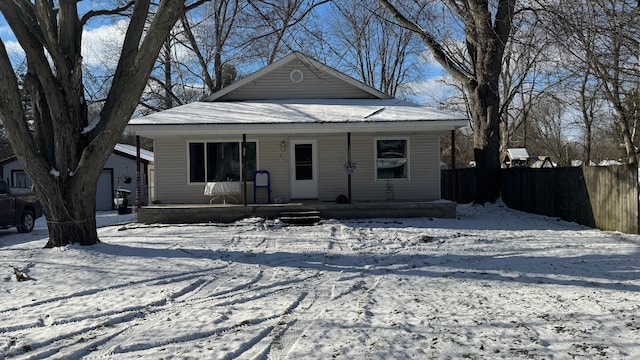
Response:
[0,179,43,233]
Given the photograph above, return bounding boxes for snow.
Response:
[128,99,467,126]
[506,148,530,160]
[114,143,154,163]
[82,116,100,135]
[1,204,639,359]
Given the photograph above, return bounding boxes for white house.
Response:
[127,52,467,215]
[0,144,153,210]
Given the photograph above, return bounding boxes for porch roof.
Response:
[127,98,468,136]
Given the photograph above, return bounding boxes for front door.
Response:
[290,140,318,199]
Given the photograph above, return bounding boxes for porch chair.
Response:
[253,170,271,203]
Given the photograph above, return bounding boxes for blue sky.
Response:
[0,4,455,107]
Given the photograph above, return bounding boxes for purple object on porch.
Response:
[253,170,271,203]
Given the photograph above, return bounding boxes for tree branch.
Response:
[377,0,475,89]
[80,1,136,26]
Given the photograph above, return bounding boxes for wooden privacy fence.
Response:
[441,168,476,204]
[502,165,638,234]
[442,165,639,234]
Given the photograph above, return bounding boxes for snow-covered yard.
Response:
[1,203,639,359]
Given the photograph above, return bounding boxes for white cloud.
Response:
[5,40,24,57]
[404,75,460,107]
[82,20,128,68]
[1,20,128,71]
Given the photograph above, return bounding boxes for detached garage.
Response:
[0,143,153,210]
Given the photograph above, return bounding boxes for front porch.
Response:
[135,200,456,224]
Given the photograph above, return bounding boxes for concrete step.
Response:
[279,210,321,226]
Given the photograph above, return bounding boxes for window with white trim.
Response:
[188,141,257,183]
[375,139,408,180]
[13,170,33,188]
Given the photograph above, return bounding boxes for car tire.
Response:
[17,210,35,233]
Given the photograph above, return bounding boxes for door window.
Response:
[295,144,313,180]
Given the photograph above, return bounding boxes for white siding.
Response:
[320,133,440,202]
[318,136,350,201]
[153,137,199,203]
[255,138,290,203]
[219,59,377,101]
[154,135,272,204]
[153,133,442,204]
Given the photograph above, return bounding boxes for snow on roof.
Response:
[506,148,530,160]
[128,99,467,126]
[114,143,154,163]
[599,159,623,166]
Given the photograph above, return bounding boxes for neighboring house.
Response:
[127,52,468,205]
[502,148,531,167]
[530,156,555,168]
[502,148,554,168]
[0,144,153,210]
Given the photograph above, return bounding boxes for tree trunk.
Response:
[376,0,514,204]
[45,218,98,248]
[499,116,509,152]
[36,167,101,248]
[0,0,188,248]
[617,110,637,164]
[470,84,502,204]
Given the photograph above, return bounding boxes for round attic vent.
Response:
[290,69,304,83]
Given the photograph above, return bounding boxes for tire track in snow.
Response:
[76,266,267,357]
[257,272,377,359]
[0,269,223,337]
[77,265,302,358]
[96,291,310,358]
[0,268,219,319]
[0,267,236,358]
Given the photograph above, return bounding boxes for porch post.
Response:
[348,132,352,203]
[242,134,247,206]
[136,135,142,208]
[450,130,456,202]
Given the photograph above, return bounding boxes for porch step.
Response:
[279,210,321,226]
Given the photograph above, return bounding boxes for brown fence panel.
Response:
[501,165,638,234]
[583,165,639,233]
[441,168,476,204]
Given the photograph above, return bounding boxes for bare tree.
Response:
[328,0,422,97]
[497,13,557,153]
[378,0,516,203]
[127,1,242,113]
[143,0,328,109]
[525,95,576,166]
[242,0,331,65]
[576,70,609,164]
[0,0,200,247]
[551,0,640,164]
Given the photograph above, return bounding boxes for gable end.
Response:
[206,52,391,101]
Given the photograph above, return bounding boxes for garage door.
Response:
[96,169,113,211]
